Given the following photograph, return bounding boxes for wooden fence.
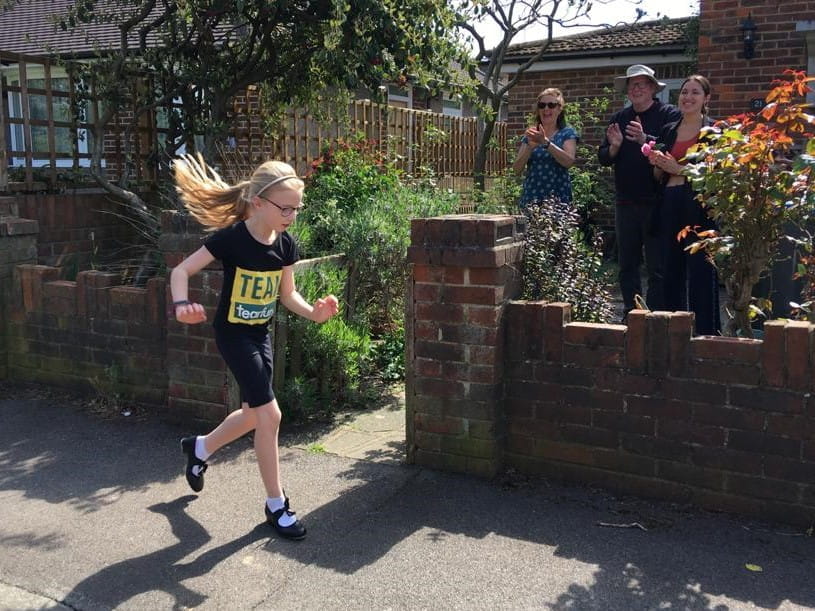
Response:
[1,50,509,193]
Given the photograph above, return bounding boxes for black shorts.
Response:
[215,331,275,407]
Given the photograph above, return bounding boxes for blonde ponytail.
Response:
[174,154,250,230]
[174,154,304,230]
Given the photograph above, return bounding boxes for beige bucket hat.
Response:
[614,64,666,92]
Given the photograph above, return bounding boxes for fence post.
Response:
[406,214,525,478]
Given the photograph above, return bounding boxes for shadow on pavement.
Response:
[1,395,813,610]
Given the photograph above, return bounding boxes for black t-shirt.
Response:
[204,221,300,336]
[597,99,682,204]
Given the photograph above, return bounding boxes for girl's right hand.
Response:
[175,302,207,324]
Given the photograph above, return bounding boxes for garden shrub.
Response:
[521,197,614,323]
[299,137,460,333]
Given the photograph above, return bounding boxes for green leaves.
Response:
[684,70,815,336]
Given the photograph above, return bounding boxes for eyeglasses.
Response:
[627,80,653,90]
[537,101,560,109]
[259,195,303,217]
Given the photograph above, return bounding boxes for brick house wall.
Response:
[406,215,815,527]
[697,0,815,118]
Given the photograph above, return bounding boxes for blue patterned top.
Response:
[519,126,579,207]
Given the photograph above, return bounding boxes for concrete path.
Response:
[0,385,813,611]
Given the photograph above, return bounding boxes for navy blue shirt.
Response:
[598,99,681,204]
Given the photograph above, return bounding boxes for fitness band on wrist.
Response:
[173,300,190,307]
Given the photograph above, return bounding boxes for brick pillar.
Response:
[159,210,236,428]
[0,201,39,380]
[406,214,525,477]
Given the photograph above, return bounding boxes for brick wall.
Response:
[697,0,814,119]
[0,198,39,379]
[2,208,235,428]
[158,210,237,428]
[406,213,526,477]
[14,190,142,273]
[407,215,815,527]
[7,266,167,406]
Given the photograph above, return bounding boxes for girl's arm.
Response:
[278,266,339,323]
[170,245,214,324]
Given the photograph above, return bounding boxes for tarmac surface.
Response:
[1,383,814,611]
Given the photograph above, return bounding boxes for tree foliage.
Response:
[684,70,815,337]
[50,0,463,218]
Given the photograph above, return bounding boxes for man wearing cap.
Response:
[598,64,681,321]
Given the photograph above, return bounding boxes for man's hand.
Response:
[624,116,646,144]
[606,123,623,148]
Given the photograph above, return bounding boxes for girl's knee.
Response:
[255,400,282,426]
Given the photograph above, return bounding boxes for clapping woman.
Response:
[647,75,720,335]
[513,88,579,210]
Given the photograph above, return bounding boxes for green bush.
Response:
[300,315,372,405]
[370,325,405,383]
[299,137,460,333]
[521,197,614,323]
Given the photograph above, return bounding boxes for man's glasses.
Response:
[259,196,303,218]
[537,101,560,109]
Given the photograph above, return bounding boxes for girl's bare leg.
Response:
[252,399,283,498]
[202,403,257,455]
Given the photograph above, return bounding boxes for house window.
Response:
[3,64,92,167]
[387,84,412,109]
[442,95,462,118]
[659,79,685,107]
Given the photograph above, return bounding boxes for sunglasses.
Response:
[537,101,560,109]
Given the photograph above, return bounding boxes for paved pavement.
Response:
[1,385,813,611]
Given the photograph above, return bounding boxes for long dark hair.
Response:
[681,74,712,119]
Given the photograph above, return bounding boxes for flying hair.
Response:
[173,153,303,230]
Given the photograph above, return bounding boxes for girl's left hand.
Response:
[312,295,339,323]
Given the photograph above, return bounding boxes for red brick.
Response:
[441,285,503,306]
[763,455,815,484]
[761,320,786,386]
[563,322,625,347]
[690,336,761,362]
[658,418,726,447]
[543,302,570,362]
[693,405,765,432]
[727,430,801,458]
[625,310,647,371]
[785,321,812,391]
[415,303,464,324]
[691,446,763,475]
[646,312,670,377]
[658,460,726,491]
[729,386,805,414]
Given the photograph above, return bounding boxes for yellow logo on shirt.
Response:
[228,267,282,325]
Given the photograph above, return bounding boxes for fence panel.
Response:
[2,50,509,191]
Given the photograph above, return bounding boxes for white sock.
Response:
[267,496,296,527]
[195,436,210,461]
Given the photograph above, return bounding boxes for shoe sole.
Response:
[269,522,307,541]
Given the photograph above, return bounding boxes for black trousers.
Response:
[615,202,664,314]
[661,184,721,335]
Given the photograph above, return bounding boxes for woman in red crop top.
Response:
[646,75,721,335]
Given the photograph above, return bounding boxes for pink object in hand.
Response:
[641,140,656,156]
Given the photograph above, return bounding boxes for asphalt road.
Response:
[0,389,813,610]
